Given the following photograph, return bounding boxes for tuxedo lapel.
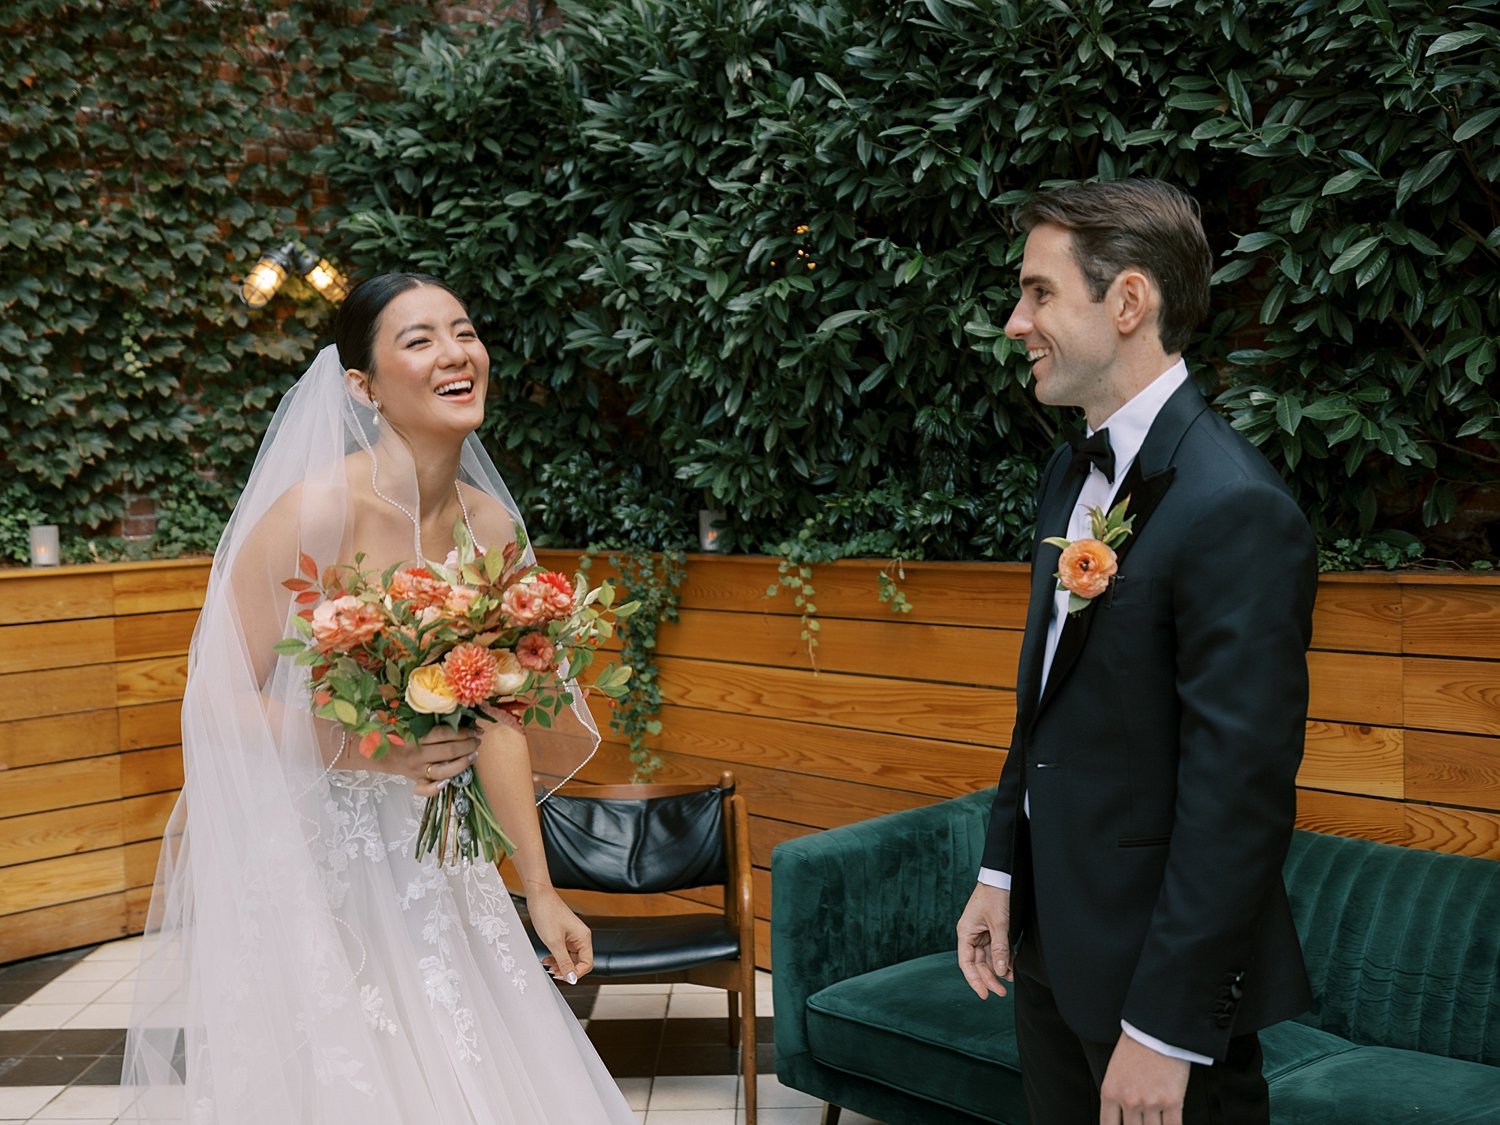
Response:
[1013,448,1082,736]
[1030,380,1209,721]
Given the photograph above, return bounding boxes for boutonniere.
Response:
[1043,497,1135,615]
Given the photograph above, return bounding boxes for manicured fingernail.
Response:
[437,778,450,790]
[566,972,577,985]
[469,752,479,762]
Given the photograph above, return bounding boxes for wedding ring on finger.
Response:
[425,762,434,781]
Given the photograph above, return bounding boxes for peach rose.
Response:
[515,631,556,672]
[389,566,450,611]
[445,585,479,615]
[405,664,459,714]
[310,595,383,653]
[501,582,549,626]
[491,649,529,697]
[1056,538,1118,600]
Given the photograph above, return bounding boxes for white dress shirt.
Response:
[976,360,1212,1066]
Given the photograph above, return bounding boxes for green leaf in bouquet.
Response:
[290,614,313,637]
[596,582,616,608]
[483,549,504,583]
[533,708,553,729]
[613,599,642,618]
[332,699,360,726]
[295,651,321,666]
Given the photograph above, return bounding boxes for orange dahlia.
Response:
[441,642,500,706]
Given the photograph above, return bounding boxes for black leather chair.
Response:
[514,770,758,1122]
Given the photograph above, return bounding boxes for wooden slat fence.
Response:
[2,557,1496,968]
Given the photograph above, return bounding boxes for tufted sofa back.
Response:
[1284,829,1500,1066]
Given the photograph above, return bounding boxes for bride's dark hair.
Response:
[334,272,466,372]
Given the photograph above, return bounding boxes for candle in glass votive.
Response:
[28,524,60,567]
[698,509,726,553]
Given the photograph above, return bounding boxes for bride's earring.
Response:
[371,397,382,426]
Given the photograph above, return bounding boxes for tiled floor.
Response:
[0,938,889,1124]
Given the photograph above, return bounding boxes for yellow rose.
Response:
[492,649,529,698]
[405,664,459,715]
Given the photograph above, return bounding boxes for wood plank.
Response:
[0,709,119,769]
[124,838,161,887]
[0,892,131,963]
[120,747,184,797]
[1404,803,1500,860]
[1310,579,1401,654]
[0,756,121,819]
[749,816,818,870]
[576,742,937,831]
[1306,652,1403,727]
[0,618,114,674]
[0,572,113,626]
[1294,789,1405,846]
[115,656,188,707]
[655,607,1023,686]
[1295,722,1404,799]
[1401,586,1500,659]
[1403,657,1500,737]
[113,610,199,661]
[0,664,117,723]
[0,847,126,914]
[112,564,210,615]
[559,554,1037,627]
[121,791,177,842]
[0,801,122,867]
[655,656,1014,746]
[125,885,152,933]
[1405,730,1500,809]
[118,701,181,751]
[639,704,1004,799]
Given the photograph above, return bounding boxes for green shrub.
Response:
[319,0,1497,567]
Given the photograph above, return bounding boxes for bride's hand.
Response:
[526,888,593,984]
[372,725,480,798]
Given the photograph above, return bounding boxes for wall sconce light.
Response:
[240,241,351,307]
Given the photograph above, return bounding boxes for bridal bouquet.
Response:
[274,526,636,865]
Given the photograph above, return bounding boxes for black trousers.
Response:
[1012,925,1269,1125]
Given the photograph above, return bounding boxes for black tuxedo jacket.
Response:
[982,378,1317,1060]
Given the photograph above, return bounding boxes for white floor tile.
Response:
[670,982,721,995]
[83,938,144,962]
[0,1088,64,1119]
[646,1111,737,1124]
[596,982,673,995]
[667,992,732,1019]
[589,993,669,1020]
[31,1083,125,1119]
[648,1074,739,1110]
[740,1109,823,1125]
[754,1075,822,1109]
[94,980,136,1005]
[24,979,113,1006]
[62,1002,136,1029]
[52,959,133,984]
[617,1077,652,1110]
[0,1005,83,1031]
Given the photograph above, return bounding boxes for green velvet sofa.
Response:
[771,788,1500,1124]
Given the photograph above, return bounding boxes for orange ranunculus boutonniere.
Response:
[1043,497,1136,616]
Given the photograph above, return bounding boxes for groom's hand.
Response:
[956,883,1012,999]
[1099,1032,1191,1125]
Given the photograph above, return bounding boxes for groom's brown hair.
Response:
[1018,179,1212,354]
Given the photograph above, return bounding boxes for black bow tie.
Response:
[1066,427,1115,484]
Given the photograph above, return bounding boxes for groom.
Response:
[957,180,1317,1124]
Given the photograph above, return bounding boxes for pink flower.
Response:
[388,566,450,611]
[445,585,479,615]
[441,643,499,706]
[515,631,557,672]
[501,583,549,626]
[1056,539,1118,600]
[310,595,383,653]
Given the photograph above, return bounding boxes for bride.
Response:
[122,274,636,1122]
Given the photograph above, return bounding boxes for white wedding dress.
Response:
[122,345,635,1123]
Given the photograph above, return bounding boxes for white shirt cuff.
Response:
[976,867,1011,890]
[1121,1021,1213,1067]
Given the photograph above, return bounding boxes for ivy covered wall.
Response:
[3,0,1496,568]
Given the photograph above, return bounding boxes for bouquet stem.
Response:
[415,767,514,864]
